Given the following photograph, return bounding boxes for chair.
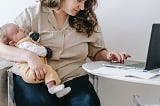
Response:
[133,95,160,106]
[89,74,99,93]
[0,68,8,106]
[8,71,16,106]
[0,60,14,106]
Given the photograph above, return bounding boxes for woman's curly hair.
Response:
[41,0,98,37]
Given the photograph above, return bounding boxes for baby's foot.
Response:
[48,84,64,94]
[56,87,71,98]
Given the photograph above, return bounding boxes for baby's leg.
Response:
[45,65,61,86]
[56,87,71,98]
[46,81,65,94]
[45,65,71,97]
[47,81,71,98]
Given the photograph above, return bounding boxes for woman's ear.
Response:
[9,41,16,46]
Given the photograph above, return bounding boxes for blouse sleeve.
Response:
[14,7,32,34]
[17,42,47,57]
[88,26,107,60]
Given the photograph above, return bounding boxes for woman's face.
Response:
[60,0,86,16]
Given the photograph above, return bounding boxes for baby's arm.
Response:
[17,41,47,57]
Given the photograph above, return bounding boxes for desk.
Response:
[82,61,160,92]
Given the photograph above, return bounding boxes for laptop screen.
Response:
[145,24,160,70]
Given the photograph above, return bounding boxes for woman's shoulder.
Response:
[14,3,41,32]
[25,3,40,13]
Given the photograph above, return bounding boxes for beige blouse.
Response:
[14,3,106,83]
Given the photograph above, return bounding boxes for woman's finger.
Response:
[122,52,131,59]
[110,52,121,62]
[39,69,45,80]
[35,69,42,80]
[119,52,125,63]
[32,70,36,81]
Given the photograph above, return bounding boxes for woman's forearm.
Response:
[94,49,108,61]
[0,43,47,80]
[0,42,31,62]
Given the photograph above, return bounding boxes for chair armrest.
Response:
[7,71,15,106]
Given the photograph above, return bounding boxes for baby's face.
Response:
[6,24,27,43]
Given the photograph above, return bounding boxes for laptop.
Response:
[103,24,160,71]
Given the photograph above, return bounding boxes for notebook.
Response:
[103,24,160,71]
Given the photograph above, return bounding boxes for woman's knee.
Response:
[81,92,100,106]
[15,92,56,106]
[68,92,100,106]
[22,95,44,106]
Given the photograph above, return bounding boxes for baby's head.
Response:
[0,23,27,45]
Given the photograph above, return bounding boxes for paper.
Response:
[87,67,160,79]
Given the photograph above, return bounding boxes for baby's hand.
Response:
[45,47,52,58]
[27,52,46,80]
[29,32,40,41]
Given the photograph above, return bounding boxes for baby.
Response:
[0,23,71,98]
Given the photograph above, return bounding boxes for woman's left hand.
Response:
[106,51,131,63]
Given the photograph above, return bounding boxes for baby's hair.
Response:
[0,24,9,44]
[0,27,6,36]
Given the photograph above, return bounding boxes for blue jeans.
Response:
[13,74,100,106]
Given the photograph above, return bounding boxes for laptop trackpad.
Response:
[127,62,145,68]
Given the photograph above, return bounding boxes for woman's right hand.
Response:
[27,52,47,81]
[106,51,131,63]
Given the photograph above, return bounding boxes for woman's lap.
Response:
[13,74,100,106]
[13,75,56,106]
[56,75,100,106]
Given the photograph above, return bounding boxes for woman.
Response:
[0,0,130,106]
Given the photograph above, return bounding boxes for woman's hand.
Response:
[106,51,131,63]
[27,52,47,81]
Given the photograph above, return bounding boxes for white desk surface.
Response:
[82,61,160,85]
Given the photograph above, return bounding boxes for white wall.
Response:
[96,0,160,61]
[95,0,160,106]
[0,0,34,25]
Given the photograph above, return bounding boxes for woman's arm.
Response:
[0,42,46,80]
[0,42,30,62]
[94,49,131,63]
[94,49,108,61]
